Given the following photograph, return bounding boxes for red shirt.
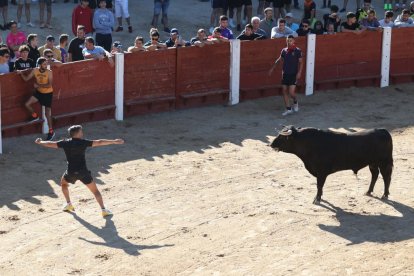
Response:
[72,5,94,35]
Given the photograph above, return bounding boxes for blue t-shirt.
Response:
[281,47,302,75]
[82,46,106,58]
[60,47,68,63]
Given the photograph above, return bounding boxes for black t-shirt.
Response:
[297,28,311,36]
[28,45,40,64]
[14,57,35,71]
[57,138,93,173]
[341,22,360,30]
[323,13,341,32]
[236,33,265,40]
[68,37,85,62]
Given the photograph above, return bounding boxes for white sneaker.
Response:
[27,22,35,27]
[282,109,294,116]
[293,102,299,112]
[229,18,236,28]
[209,26,215,34]
[102,208,113,217]
[63,203,75,212]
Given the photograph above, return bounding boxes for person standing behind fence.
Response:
[59,34,69,63]
[17,0,34,28]
[72,0,93,36]
[39,0,52,29]
[268,35,303,116]
[18,57,55,140]
[13,44,35,70]
[68,25,86,62]
[114,0,132,33]
[27,33,40,62]
[94,0,114,52]
[152,0,170,33]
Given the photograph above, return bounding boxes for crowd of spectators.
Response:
[1,0,414,74]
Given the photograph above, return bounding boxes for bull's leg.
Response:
[313,175,327,204]
[365,165,379,196]
[380,162,393,199]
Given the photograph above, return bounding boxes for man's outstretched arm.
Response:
[35,138,59,149]
[92,139,124,147]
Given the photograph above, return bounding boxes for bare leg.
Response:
[85,181,105,209]
[1,7,8,25]
[45,107,53,130]
[46,4,51,25]
[25,96,38,114]
[17,4,23,23]
[282,85,290,108]
[288,85,297,102]
[61,176,72,203]
[25,2,31,23]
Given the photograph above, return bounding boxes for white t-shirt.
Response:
[379,19,394,28]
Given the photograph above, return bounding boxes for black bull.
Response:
[270,126,393,204]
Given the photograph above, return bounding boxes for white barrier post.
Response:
[115,52,124,121]
[305,34,316,96]
[381,27,392,88]
[0,83,2,154]
[229,39,240,105]
[42,106,48,134]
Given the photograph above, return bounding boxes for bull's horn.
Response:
[280,129,292,136]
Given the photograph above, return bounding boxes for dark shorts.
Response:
[229,0,251,6]
[39,0,52,6]
[0,0,8,7]
[154,0,169,15]
[266,0,284,8]
[33,91,53,108]
[282,73,297,86]
[242,0,252,5]
[212,0,227,9]
[63,170,93,185]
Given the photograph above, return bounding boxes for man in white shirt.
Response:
[379,11,395,28]
[271,19,298,39]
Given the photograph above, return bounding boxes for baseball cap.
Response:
[46,35,55,41]
[285,12,294,18]
[113,41,122,48]
[170,28,179,35]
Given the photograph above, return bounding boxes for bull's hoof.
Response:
[313,197,321,205]
[381,194,389,200]
[365,191,373,197]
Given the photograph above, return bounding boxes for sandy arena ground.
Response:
[1,84,414,275]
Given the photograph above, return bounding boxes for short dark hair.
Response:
[402,9,410,15]
[278,19,286,24]
[68,125,83,137]
[77,25,86,31]
[0,47,10,57]
[27,33,37,44]
[245,23,253,30]
[19,45,30,52]
[213,27,221,33]
[385,11,394,18]
[346,12,356,19]
[368,9,376,15]
[59,34,69,44]
[301,19,310,25]
[220,15,228,21]
[135,36,144,43]
[287,35,295,39]
[330,5,339,13]
[43,49,53,56]
[150,28,160,37]
[37,57,47,65]
[85,36,95,45]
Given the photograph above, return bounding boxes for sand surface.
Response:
[1,84,414,275]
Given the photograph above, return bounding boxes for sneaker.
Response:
[63,203,75,212]
[102,208,113,217]
[282,109,294,116]
[27,22,35,27]
[209,26,215,34]
[115,26,123,32]
[128,26,133,33]
[229,18,236,28]
[293,102,299,112]
[46,131,55,141]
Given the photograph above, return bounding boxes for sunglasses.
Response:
[151,37,159,41]
[303,25,309,27]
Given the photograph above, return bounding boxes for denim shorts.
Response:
[154,0,169,15]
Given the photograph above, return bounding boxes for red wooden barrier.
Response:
[314,32,382,90]
[124,49,177,116]
[390,28,414,84]
[239,37,307,101]
[175,43,230,108]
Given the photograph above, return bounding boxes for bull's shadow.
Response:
[71,213,174,256]
[318,199,414,245]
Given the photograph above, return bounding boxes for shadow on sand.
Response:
[71,213,174,256]
[318,198,414,245]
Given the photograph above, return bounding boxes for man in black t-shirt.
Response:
[68,25,86,62]
[341,12,366,33]
[14,45,35,71]
[236,24,265,40]
[35,125,124,217]
[27,34,40,63]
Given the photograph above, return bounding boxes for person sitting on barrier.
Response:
[378,11,394,28]
[0,47,10,74]
[14,45,35,71]
[27,34,40,63]
[127,36,147,52]
[271,18,298,38]
[394,9,414,26]
[82,36,114,66]
[38,35,62,61]
[237,23,265,40]
[207,27,229,43]
[341,12,366,33]
[324,22,336,34]
[361,9,381,31]
[18,57,55,140]
[323,5,341,32]
[296,19,311,36]
[144,28,167,51]
[190,29,215,47]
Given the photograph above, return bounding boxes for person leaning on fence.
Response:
[271,18,298,38]
[237,23,265,40]
[191,29,216,47]
[144,28,167,51]
[127,36,147,53]
[38,35,62,61]
[379,11,395,27]
[207,27,229,43]
[324,23,336,34]
[18,57,55,140]
[268,35,303,116]
[250,16,267,37]
[82,36,114,66]
[13,44,35,71]
[341,12,366,33]
[361,9,382,31]
[43,48,63,68]
[0,47,10,74]
[259,7,277,38]
[394,9,414,27]
[68,25,86,62]
[296,19,312,36]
